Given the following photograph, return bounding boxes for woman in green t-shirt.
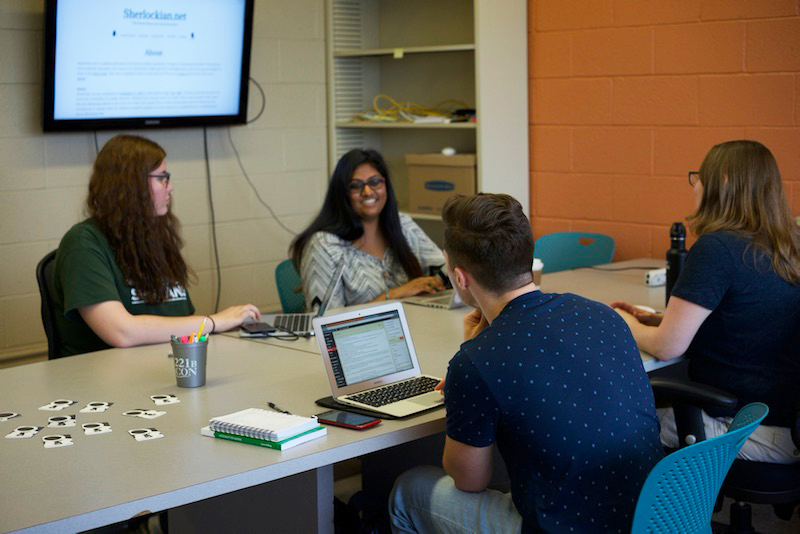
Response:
[54,134,261,356]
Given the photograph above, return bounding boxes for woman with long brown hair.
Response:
[613,140,800,463]
[53,134,259,356]
[290,148,445,311]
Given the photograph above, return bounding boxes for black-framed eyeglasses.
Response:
[148,172,171,185]
[688,171,699,187]
[348,177,385,193]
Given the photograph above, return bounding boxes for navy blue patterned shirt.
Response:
[444,291,663,533]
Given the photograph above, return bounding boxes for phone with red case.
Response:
[316,410,381,430]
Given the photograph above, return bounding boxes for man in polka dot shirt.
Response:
[389,193,663,533]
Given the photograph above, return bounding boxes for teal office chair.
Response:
[650,377,800,532]
[533,232,615,274]
[275,260,305,313]
[631,402,769,534]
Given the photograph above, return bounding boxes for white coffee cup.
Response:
[532,258,544,287]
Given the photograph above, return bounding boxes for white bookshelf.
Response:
[325,0,529,218]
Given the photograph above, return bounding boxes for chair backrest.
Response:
[533,232,615,274]
[35,250,62,359]
[631,402,769,534]
[275,259,305,313]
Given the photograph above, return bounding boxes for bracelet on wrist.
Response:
[206,315,216,333]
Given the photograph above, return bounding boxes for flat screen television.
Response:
[42,0,254,132]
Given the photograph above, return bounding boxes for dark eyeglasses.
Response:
[688,171,699,187]
[148,172,171,185]
[348,177,385,193]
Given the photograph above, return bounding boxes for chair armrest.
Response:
[650,377,739,447]
[649,377,738,409]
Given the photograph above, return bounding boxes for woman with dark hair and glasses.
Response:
[290,148,445,310]
[613,140,800,463]
[53,134,260,357]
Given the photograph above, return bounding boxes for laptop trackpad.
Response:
[409,391,444,407]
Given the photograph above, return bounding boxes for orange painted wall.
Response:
[528,0,800,260]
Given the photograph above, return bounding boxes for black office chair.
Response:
[35,250,62,359]
[650,377,800,532]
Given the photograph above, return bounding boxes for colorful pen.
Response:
[198,316,208,338]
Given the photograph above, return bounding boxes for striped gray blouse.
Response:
[300,214,445,311]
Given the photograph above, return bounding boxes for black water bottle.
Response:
[665,222,687,306]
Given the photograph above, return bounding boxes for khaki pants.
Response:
[659,407,800,464]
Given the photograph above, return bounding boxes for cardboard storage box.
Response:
[405,153,476,214]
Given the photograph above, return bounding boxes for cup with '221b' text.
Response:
[171,338,207,387]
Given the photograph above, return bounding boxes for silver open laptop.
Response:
[404,289,465,310]
[259,259,345,337]
[312,302,444,418]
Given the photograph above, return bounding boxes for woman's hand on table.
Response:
[389,276,445,299]
[212,304,262,332]
[610,301,663,327]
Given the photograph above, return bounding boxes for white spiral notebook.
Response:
[209,408,319,442]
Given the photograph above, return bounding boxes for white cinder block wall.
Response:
[0,0,328,361]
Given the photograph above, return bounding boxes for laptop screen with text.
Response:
[320,309,414,388]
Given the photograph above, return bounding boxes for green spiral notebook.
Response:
[201,425,326,450]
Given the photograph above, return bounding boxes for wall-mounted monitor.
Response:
[42,0,254,132]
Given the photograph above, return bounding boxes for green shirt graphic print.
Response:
[53,219,194,356]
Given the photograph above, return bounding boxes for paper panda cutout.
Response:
[47,415,77,428]
[122,409,165,420]
[128,428,164,441]
[42,434,74,448]
[82,422,112,435]
[39,399,77,411]
[5,425,41,439]
[150,394,180,406]
[80,401,113,413]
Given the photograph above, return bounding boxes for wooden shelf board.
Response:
[334,44,475,58]
[335,120,476,129]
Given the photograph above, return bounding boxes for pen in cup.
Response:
[198,316,208,339]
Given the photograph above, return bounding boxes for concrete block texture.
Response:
[528,0,800,261]
[0,2,327,359]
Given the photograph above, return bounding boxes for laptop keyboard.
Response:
[273,314,310,332]
[348,376,440,407]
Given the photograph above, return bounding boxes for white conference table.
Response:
[0,334,448,533]
[240,258,672,371]
[0,258,672,533]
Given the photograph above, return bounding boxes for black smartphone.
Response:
[316,410,381,430]
[240,322,276,335]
